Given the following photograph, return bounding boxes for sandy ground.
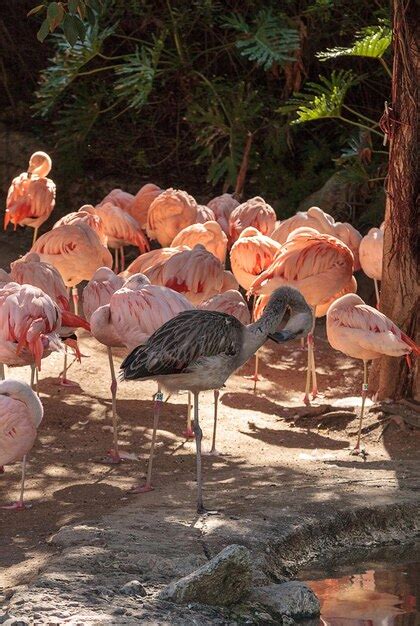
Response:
[1,324,419,594]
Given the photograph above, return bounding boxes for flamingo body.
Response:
[82,267,124,322]
[127,184,162,228]
[207,194,239,235]
[230,227,281,291]
[123,246,189,278]
[359,226,384,281]
[199,290,251,325]
[90,203,149,254]
[30,222,113,287]
[147,188,198,246]
[5,152,55,233]
[229,197,276,243]
[10,253,69,311]
[171,221,227,264]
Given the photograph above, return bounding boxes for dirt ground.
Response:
[1,322,419,593]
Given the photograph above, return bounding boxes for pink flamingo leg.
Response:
[352,360,369,455]
[101,348,122,464]
[310,337,318,399]
[58,346,79,387]
[2,456,30,510]
[71,286,79,315]
[303,307,316,405]
[374,279,380,308]
[131,390,162,493]
[120,247,125,273]
[183,392,194,438]
[114,248,119,274]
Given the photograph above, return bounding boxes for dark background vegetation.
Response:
[0,0,390,226]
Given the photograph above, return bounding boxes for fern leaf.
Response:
[278,70,358,124]
[223,9,300,70]
[317,24,391,60]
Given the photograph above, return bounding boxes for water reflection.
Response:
[302,545,419,626]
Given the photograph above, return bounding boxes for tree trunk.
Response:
[369,0,419,400]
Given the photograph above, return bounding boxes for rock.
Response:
[251,582,320,619]
[119,580,147,597]
[160,544,252,606]
[47,524,105,547]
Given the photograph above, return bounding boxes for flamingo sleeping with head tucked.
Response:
[327,293,419,454]
[171,221,228,264]
[5,152,56,245]
[229,196,277,244]
[359,224,384,305]
[0,379,43,510]
[147,188,198,247]
[207,193,239,235]
[250,227,354,404]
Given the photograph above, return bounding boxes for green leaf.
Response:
[113,38,164,111]
[317,25,391,60]
[86,0,101,12]
[37,18,50,42]
[279,70,359,124]
[72,15,86,41]
[27,4,46,17]
[47,1,60,20]
[223,9,300,70]
[63,13,79,46]
[85,5,96,26]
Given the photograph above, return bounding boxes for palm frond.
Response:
[223,9,300,70]
[278,70,359,124]
[34,26,114,117]
[113,37,164,111]
[317,24,391,60]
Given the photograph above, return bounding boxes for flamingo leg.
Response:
[193,391,205,514]
[2,456,29,510]
[183,391,194,438]
[120,247,125,273]
[131,388,162,493]
[71,287,79,315]
[114,248,119,274]
[352,360,369,455]
[32,227,39,247]
[0,363,5,380]
[303,307,316,405]
[374,279,380,308]
[102,347,122,464]
[310,337,318,400]
[30,365,39,397]
[209,390,220,455]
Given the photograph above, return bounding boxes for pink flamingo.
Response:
[196,205,216,224]
[221,270,239,292]
[250,228,354,404]
[0,283,63,388]
[171,221,228,264]
[147,188,198,247]
[4,152,56,245]
[53,207,108,247]
[229,196,277,244]
[30,222,113,293]
[122,246,189,278]
[82,267,124,322]
[0,379,43,510]
[89,202,149,272]
[144,244,225,305]
[359,224,384,305]
[230,227,281,291]
[198,289,251,454]
[126,183,162,229]
[207,193,239,235]
[90,274,192,467]
[271,206,362,270]
[327,293,419,453]
[9,252,91,385]
[97,188,135,214]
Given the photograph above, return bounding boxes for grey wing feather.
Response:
[120,310,244,381]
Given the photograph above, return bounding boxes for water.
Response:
[300,542,419,625]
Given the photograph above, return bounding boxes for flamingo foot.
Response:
[303,393,311,406]
[1,501,30,510]
[311,388,318,400]
[57,378,80,388]
[130,483,154,494]
[183,427,195,439]
[203,448,221,456]
[244,374,261,382]
[98,449,123,465]
[350,446,368,459]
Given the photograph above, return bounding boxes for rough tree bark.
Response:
[370,0,419,400]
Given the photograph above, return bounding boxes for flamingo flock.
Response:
[1,150,418,512]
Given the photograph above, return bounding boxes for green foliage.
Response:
[9,0,391,228]
[223,10,300,70]
[280,70,358,123]
[113,38,165,111]
[317,24,391,60]
[30,0,101,45]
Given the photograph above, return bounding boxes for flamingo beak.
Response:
[268,330,297,343]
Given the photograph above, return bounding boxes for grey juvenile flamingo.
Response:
[120,286,313,513]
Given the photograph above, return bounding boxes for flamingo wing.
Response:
[0,397,37,465]
[121,309,243,380]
